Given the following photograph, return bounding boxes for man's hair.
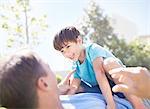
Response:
[0,51,47,109]
[53,26,80,51]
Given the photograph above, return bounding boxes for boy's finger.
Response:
[63,85,72,90]
[67,70,76,78]
[63,70,76,84]
[112,84,129,94]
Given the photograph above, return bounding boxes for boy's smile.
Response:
[60,41,83,61]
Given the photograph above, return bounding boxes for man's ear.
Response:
[37,77,50,91]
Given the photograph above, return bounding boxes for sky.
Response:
[0,0,150,72]
[30,0,150,35]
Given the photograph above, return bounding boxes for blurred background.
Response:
[0,0,150,79]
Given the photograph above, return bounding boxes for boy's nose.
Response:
[64,52,73,59]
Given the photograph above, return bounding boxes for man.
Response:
[0,50,133,109]
[0,50,62,109]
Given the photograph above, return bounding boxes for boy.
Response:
[53,26,145,109]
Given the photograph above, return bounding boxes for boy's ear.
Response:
[37,77,50,91]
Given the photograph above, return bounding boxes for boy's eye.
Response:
[60,50,64,53]
[66,45,70,48]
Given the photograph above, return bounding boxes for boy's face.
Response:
[60,38,82,61]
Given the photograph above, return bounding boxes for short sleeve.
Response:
[88,43,114,62]
[72,62,80,79]
[74,71,80,79]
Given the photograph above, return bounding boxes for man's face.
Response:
[41,59,58,92]
[36,59,60,108]
[60,39,82,61]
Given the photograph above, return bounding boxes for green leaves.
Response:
[79,0,150,70]
[1,23,8,29]
[0,0,48,49]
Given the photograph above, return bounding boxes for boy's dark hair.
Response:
[53,26,80,51]
[0,51,47,109]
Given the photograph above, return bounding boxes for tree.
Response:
[78,0,150,69]
[78,0,127,61]
[124,40,150,69]
[78,0,116,48]
[0,0,48,49]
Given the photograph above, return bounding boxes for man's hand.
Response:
[109,67,150,98]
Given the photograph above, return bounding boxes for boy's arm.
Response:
[67,78,81,95]
[93,57,116,109]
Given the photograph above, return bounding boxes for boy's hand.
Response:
[106,104,116,109]
[106,99,116,109]
[58,84,70,95]
[66,85,78,95]
[61,70,76,85]
[58,70,75,95]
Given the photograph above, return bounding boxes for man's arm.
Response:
[102,58,146,108]
[93,57,116,109]
[125,94,146,109]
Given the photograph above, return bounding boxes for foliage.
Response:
[0,107,6,109]
[111,39,150,69]
[56,74,62,84]
[79,0,116,47]
[124,40,150,69]
[79,0,150,70]
[0,0,48,48]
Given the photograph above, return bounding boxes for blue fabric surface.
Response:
[60,93,133,109]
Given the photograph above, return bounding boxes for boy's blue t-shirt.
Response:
[73,43,116,87]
